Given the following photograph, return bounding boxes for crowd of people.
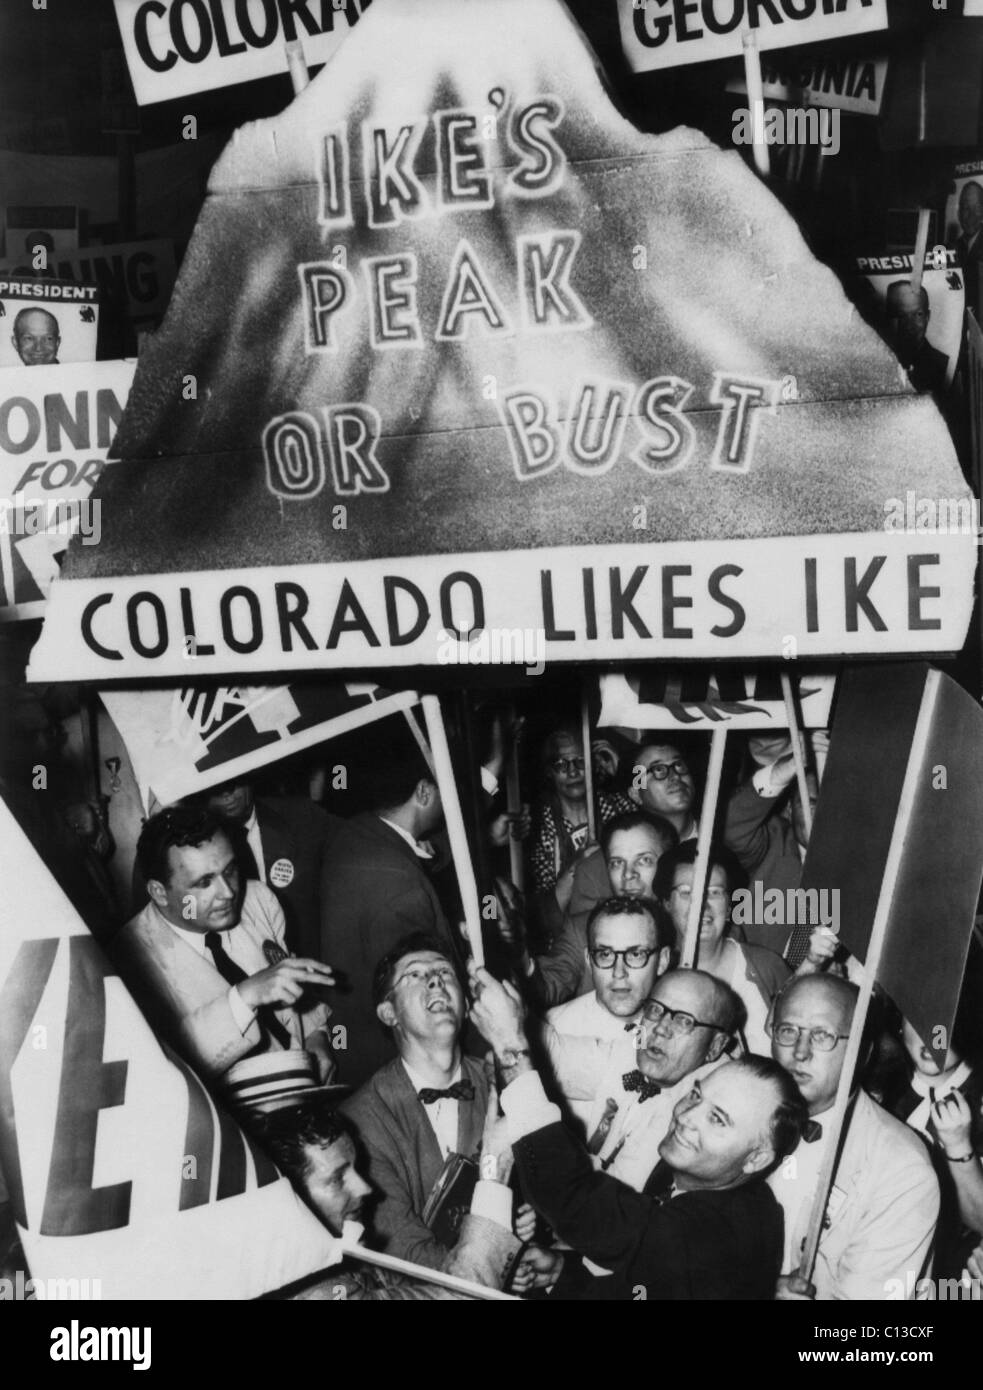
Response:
[3,702,983,1301]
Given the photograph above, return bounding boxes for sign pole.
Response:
[505,702,525,892]
[285,37,309,96]
[781,672,813,839]
[421,694,484,968]
[681,727,727,968]
[797,669,941,1285]
[742,32,770,178]
[909,208,931,297]
[581,683,598,846]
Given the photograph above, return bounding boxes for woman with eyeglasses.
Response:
[528,727,633,911]
[654,841,834,1055]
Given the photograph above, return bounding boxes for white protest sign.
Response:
[0,359,135,620]
[618,0,888,74]
[726,53,887,115]
[113,0,371,105]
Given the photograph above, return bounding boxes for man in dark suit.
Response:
[493,811,678,1006]
[319,751,457,1086]
[341,934,499,1271]
[471,965,805,1300]
[205,779,338,961]
[955,180,983,319]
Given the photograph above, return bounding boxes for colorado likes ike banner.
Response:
[30,0,974,681]
[619,0,888,74]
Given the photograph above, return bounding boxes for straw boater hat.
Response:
[224,1050,350,1115]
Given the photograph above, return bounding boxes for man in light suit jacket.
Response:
[115,806,336,1081]
[341,933,493,1272]
[319,749,458,1087]
[770,976,940,1300]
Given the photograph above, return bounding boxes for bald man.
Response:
[12,307,60,366]
[769,976,939,1301]
[884,281,948,394]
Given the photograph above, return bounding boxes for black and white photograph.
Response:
[2,0,983,1363]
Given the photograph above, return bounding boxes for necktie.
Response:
[204,930,292,1048]
[802,1119,823,1144]
[587,1097,620,1156]
[236,830,261,883]
[784,922,814,972]
[622,1069,662,1103]
[418,1080,475,1105]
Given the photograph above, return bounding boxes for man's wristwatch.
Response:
[499,1045,531,1069]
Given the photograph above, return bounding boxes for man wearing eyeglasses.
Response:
[497,810,678,1007]
[628,743,698,842]
[541,947,743,1193]
[470,966,805,1299]
[342,931,542,1280]
[769,976,939,1300]
[544,897,673,1134]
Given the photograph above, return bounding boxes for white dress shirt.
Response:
[403,1060,463,1158]
[244,808,267,883]
[379,816,435,860]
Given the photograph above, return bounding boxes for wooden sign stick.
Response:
[742,31,770,178]
[505,702,525,892]
[581,683,598,846]
[781,671,813,840]
[421,694,484,968]
[909,208,931,297]
[681,727,727,969]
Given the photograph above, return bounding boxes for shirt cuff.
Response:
[470,1179,513,1230]
[752,765,783,798]
[501,1068,563,1143]
[480,766,499,798]
[229,984,260,1038]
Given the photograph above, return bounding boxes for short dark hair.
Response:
[371,931,457,1007]
[586,895,676,956]
[136,804,227,886]
[728,1055,808,1173]
[359,744,434,813]
[600,809,679,858]
[652,839,748,901]
[252,1099,354,1184]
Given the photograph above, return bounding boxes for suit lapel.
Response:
[381,1058,446,1198]
[457,1057,490,1160]
[256,802,293,873]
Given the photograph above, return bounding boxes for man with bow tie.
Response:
[342,933,529,1273]
[470,966,805,1299]
[769,976,939,1300]
[543,960,743,1192]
